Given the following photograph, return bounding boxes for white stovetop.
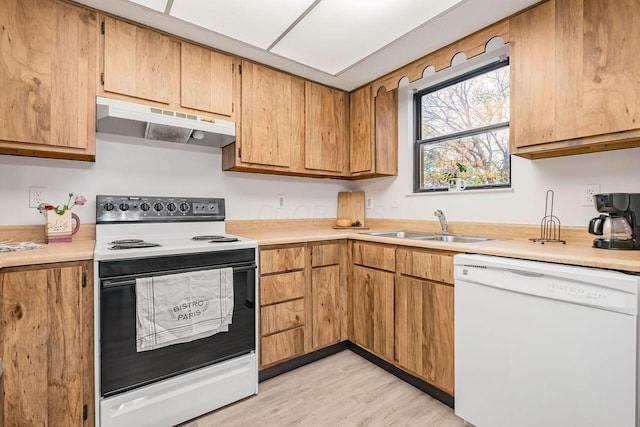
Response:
[94,222,257,261]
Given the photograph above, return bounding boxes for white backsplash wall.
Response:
[353,86,640,227]
[0,133,353,226]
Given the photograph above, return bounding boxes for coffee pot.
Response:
[588,193,640,250]
[589,214,633,241]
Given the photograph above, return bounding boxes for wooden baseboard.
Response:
[258,342,348,382]
[347,343,454,408]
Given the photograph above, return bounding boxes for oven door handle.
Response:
[102,264,257,289]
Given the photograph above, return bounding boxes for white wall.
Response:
[352,83,640,227]
[0,134,353,226]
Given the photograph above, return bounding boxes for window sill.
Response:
[407,187,514,197]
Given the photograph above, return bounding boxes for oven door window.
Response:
[100,267,256,397]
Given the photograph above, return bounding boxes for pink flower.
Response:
[74,195,87,206]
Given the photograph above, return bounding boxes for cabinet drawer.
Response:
[260,299,305,336]
[260,327,305,367]
[260,271,305,305]
[311,243,342,267]
[353,242,395,272]
[260,246,305,274]
[397,248,454,284]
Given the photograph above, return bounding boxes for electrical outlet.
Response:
[29,186,47,208]
[277,194,287,209]
[391,195,400,209]
[366,197,373,209]
[582,184,601,207]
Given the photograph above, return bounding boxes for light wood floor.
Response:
[182,350,465,427]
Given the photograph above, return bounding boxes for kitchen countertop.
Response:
[0,239,95,269]
[240,229,640,273]
[0,227,638,274]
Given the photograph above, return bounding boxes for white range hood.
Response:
[96,96,236,147]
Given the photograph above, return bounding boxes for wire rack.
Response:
[530,190,566,244]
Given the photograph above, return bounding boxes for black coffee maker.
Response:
[588,193,640,250]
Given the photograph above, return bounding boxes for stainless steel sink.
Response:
[361,231,496,243]
[417,234,495,243]
[361,231,434,239]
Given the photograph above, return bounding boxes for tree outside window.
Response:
[414,61,510,192]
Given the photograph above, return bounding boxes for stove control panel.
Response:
[96,195,226,223]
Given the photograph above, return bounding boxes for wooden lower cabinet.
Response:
[0,261,94,426]
[261,327,305,367]
[259,241,347,368]
[260,299,305,336]
[350,265,394,361]
[258,244,308,368]
[395,275,454,395]
[312,265,341,349]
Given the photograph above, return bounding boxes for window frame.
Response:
[413,59,511,193]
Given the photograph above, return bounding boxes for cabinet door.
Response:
[1,266,87,426]
[397,248,454,285]
[374,88,399,175]
[312,265,341,349]
[349,85,374,174]
[351,265,394,360]
[396,275,454,394]
[511,0,640,151]
[580,0,640,138]
[181,42,234,117]
[0,0,96,158]
[260,246,305,275]
[240,61,303,168]
[349,86,398,177]
[103,16,180,105]
[305,81,348,174]
[260,327,305,367]
[510,0,557,148]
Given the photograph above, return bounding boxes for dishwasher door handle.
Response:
[507,268,545,278]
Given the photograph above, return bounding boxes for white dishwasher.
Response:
[454,254,640,427]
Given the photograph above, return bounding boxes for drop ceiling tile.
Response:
[128,0,167,12]
[271,0,464,75]
[169,0,316,49]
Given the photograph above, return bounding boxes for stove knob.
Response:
[166,202,177,213]
[179,202,190,213]
[140,202,151,212]
[153,202,164,212]
[119,203,130,211]
[104,202,115,212]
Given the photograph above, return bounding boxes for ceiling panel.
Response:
[169,0,316,49]
[271,0,464,75]
[128,0,167,12]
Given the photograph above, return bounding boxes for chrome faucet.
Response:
[434,210,448,234]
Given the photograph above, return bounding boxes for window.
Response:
[414,60,510,192]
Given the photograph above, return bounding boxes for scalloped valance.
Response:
[372,19,510,94]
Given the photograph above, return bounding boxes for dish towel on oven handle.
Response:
[135,268,234,352]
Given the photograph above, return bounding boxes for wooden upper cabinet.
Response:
[510,0,640,158]
[240,61,304,168]
[348,85,398,178]
[102,16,180,105]
[0,0,97,160]
[181,42,235,117]
[304,81,348,174]
[374,88,399,175]
[350,85,374,174]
